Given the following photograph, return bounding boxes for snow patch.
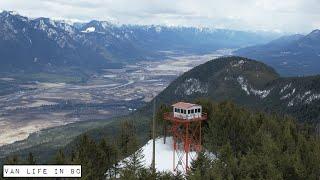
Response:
[155,26,162,33]
[0,78,14,81]
[7,11,19,16]
[101,21,112,29]
[38,19,48,31]
[114,137,192,173]
[231,60,245,67]
[288,100,294,107]
[138,137,192,172]
[113,137,215,174]
[60,23,75,34]
[282,90,318,107]
[281,88,295,100]
[305,94,320,104]
[81,27,95,33]
[237,76,271,98]
[280,83,292,94]
[49,19,57,27]
[124,33,130,39]
[237,76,250,95]
[175,78,208,95]
[250,89,271,99]
[296,91,311,101]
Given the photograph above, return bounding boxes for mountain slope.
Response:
[0,11,120,72]
[262,76,320,123]
[235,30,320,76]
[155,56,320,123]
[77,22,280,57]
[0,11,280,73]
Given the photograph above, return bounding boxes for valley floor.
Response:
[0,50,229,153]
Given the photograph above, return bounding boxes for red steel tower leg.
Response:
[164,111,207,173]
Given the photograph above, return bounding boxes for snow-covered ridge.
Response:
[175,78,208,96]
[30,18,78,48]
[237,76,271,99]
[1,10,271,37]
[0,11,228,33]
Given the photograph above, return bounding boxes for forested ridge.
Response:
[2,100,319,179]
[153,56,320,124]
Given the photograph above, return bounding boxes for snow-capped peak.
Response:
[6,10,19,16]
[0,10,19,16]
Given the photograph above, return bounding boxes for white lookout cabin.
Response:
[172,102,202,120]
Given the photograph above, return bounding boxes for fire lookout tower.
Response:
[164,102,207,173]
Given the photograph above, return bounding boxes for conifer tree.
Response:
[187,151,212,179]
[118,120,135,155]
[120,135,145,179]
[4,154,20,165]
[54,149,66,164]
[156,104,171,141]
[26,152,36,165]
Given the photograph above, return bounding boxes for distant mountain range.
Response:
[235,30,320,76]
[0,11,280,73]
[155,56,320,123]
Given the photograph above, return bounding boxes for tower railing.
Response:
[163,112,207,123]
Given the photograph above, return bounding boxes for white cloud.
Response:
[0,0,319,33]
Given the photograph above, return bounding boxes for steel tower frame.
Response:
[164,112,207,173]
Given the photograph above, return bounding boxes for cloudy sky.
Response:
[0,0,319,33]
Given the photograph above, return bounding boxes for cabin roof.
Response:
[172,102,199,109]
